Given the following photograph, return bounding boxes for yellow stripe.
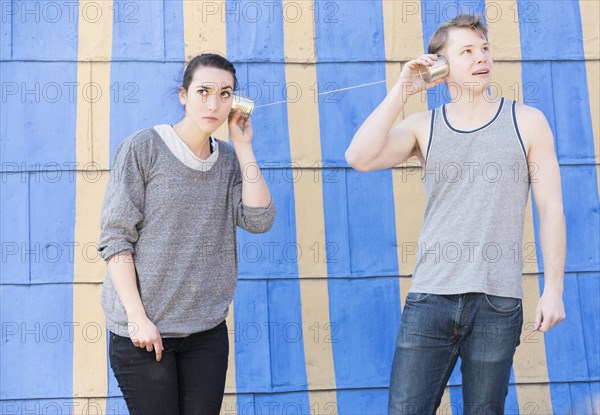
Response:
[436,388,453,415]
[183,0,229,141]
[382,1,428,279]
[515,384,554,415]
[383,1,428,122]
[579,0,600,195]
[283,1,338,411]
[383,1,426,61]
[183,0,227,59]
[73,0,113,406]
[392,168,426,277]
[487,2,551,407]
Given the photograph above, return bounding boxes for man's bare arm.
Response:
[345,54,444,171]
[518,104,566,332]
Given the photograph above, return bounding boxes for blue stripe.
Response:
[225,0,284,62]
[346,170,399,277]
[232,394,255,414]
[327,278,400,389]
[232,64,298,280]
[233,64,298,280]
[0,172,29,284]
[0,8,77,400]
[233,280,272,393]
[0,62,77,169]
[448,384,462,412]
[320,168,351,277]
[29,172,75,283]
[0,399,76,414]
[108,61,183,162]
[253,391,310,414]
[0,0,12,60]
[531,165,600,274]
[314,0,385,62]
[112,0,164,61]
[549,383,572,415]
[336,388,389,414]
[240,63,292,164]
[569,382,595,414]
[541,273,590,413]
[560,166,600,272]
[267,280,309,392]
[9,0,78,60]
[0,285,73,399]
[109,1,183,160]
[550,62,597,165]
[315,63,399,278]
[517,0,585,61]
[449,359,461,386]
[105,398,129,415]
[548,381,600,414]
[164,0,184,61]
[236,168,299,280]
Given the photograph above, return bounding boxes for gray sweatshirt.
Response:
[98,128,276,337]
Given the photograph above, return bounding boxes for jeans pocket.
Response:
[405,292,431,303]
[484,294,521,314]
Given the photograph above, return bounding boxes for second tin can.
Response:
[230,94,255,118]
[419,55,449,83]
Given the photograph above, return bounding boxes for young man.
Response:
[345,15,566,414]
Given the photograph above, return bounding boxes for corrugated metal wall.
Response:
[1,1,598,414]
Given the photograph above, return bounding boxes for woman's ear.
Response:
[178,88,187,106]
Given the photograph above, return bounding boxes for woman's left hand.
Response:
[229,109,253,145]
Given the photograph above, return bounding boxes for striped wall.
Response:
[0,1,598,414]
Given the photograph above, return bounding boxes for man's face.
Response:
[443,27,493,91]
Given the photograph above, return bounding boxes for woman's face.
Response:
[179,66,235,134]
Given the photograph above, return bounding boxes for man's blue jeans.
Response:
[388,292,523,414]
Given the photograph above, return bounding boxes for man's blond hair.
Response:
[428,14,488,55]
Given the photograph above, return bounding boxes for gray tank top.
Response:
[409,97,530,299]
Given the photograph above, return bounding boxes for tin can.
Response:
[419,55,449,83]
[230,94,255,118]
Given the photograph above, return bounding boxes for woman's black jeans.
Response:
[109,321,229,415]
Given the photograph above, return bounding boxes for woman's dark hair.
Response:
[181,53,238,92]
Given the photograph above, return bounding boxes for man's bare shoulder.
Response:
[400,109,433,140]
[402,109,433,128]
[514,102,548,126]
[514,102,554,154]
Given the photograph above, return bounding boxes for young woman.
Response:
[98,53,275,415]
